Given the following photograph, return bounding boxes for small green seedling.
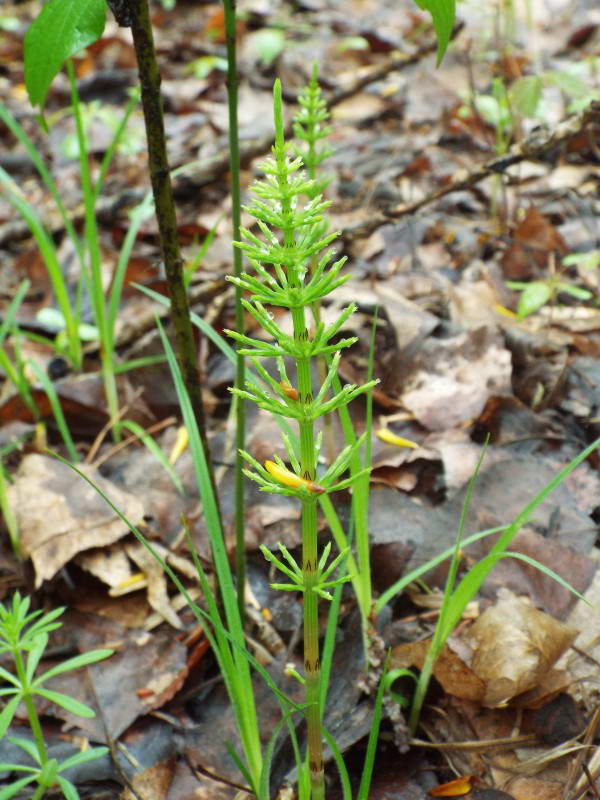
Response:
[507,253,595,319]
[0,593,112,800]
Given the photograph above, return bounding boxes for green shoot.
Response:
[226,79,376,798]
[0,594,112,800]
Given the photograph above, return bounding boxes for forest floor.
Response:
[1,0,600,798]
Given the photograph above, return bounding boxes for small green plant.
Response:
[225,79,376,799]
[468,64,600,157]
[0,593,112,800]
[507,253,595,319]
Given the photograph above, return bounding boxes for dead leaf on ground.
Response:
[120,756,176,800]
[401,326,512,431]
[45,612,188,740]
[466,589,577,707]
[8,453,144,587]
[391,639,486,703]
[501,207,568,280]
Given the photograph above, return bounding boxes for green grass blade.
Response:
[94,89,140,198]
[0,460,20,557]
[107,192,154,351]
[357,654,390,800]
[319,551,348,716]
[113,355,167,373]
[258,706,299,800]
[0,347,36,417]
[224,743,255,796]
[0,280,30,345]
[155,319,263,778]
[374,526,509,614]
[322,726,352,800]
[119,419,183,494]
[0,168,81,367]
[27,361,78,462]
[0,106,82,257]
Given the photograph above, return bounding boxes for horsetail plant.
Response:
[293,67,375,631]
[226,79,377,799]
[293,65,337,468]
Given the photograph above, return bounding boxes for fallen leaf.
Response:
[401,327,512,431]
[8,454,144,587]
[467,590,577,707]
[391,639,486,703]
[501,207,567,280]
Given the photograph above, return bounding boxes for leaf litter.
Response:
[1,0,600,797]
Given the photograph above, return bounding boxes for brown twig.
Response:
[127,0,217,493]
[381,100,600,222]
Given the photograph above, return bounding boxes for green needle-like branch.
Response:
[227,78,378,800]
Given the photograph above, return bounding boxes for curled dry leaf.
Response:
[467,590,577,707]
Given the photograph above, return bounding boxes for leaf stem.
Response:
[128,0,216,488]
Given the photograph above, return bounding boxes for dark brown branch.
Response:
[128,0,215,476]
[382,100,600,221]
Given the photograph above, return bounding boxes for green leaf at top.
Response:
[24,0,107,110]
[413,0,456,64]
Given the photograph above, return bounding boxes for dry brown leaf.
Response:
[467,590,577,707]
[75,543,134,588]
[8,453,144,587]
[501,207,567,280]
[391,639,486,702]
[119,757,176,800]
[401,326,512,431]
[125,541,182,630]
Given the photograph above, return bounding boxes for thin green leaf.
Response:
[28,360,79,462]
[0,665,22,687]
[557,282,593,301]
[8,736,41,764]
[0,774,37,800]
[0,695,22,738]
[373,525,508,613]
[223,744,255,796]
[119,419,183,494]
[34,688,96,718]
[35,648,112,684]
[0,280,30,345]
[58,746,108,772]
[25,633,48,683]
[259,707,298,800]
[357,654,390,800]
[322,727,352,800]
[56,776,80,800]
